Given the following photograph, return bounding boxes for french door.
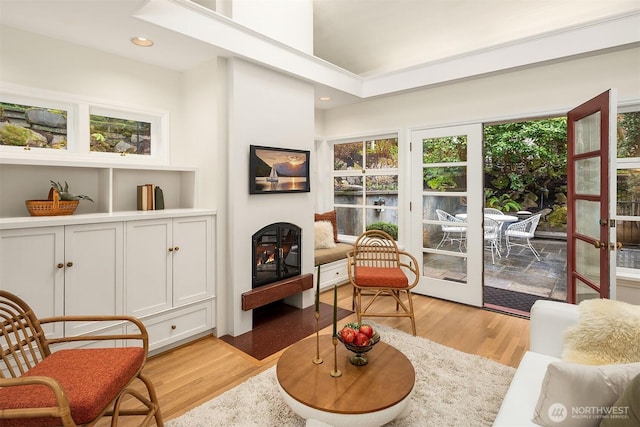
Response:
[410,124,484,306]
[567,90,618,302]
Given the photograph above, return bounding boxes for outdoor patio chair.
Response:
[484,216,502,264]
[347,230,420,335]
[435,209,467,251]
[483,208,504,216]
[0,290,163,427]
[505,213,542,261]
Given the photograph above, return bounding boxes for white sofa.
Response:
[493,300,579,426]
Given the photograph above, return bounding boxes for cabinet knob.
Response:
[168,247,173,252]
[171,325,177,330]
[174,246,180,251]
[57,263,64,269]
[66,262,73,267]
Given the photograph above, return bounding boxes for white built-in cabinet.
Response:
[0,226,65,338]
[0,158,216,353]
[125,216,214,350]
[318,259,349,291]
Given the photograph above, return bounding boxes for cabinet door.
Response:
[0,227,64,338]
[64,222,123,336]
[126,219,172,317]
[172,216,214,306]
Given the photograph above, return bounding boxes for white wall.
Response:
[321,48,640,137]
[0,26,217,210]
[225,59,315,336]
[226,0,313,54]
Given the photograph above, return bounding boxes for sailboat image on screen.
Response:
[249,145,311,194]
[267,165,279,183]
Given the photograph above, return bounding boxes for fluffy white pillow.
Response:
[314,221,336,249]
[562,299,640,365]
[532,362,640,427]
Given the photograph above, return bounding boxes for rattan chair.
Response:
[0,290,163,427]
[347,230,420,335]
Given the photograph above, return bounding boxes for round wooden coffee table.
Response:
[276,334,415,427]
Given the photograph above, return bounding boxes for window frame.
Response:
[0,84,168,165]
[331,133,400,240]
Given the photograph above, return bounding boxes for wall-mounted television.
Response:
[249,145,310,194]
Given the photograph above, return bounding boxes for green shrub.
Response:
[548,206,567,228]
[366,222,398,240]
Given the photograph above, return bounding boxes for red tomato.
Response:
[340,327,356,343]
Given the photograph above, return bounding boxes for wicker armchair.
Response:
[347,230,420,335]
[0,290,163,427]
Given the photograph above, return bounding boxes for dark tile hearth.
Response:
[219,301,352,360]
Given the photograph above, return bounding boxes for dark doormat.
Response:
[484,286,564,317]
[219,301,353,360]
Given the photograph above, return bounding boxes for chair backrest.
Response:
[352,229,401,268]
[507,213,541,235]
[483,217,500,238]
[484,208,504,215]
[436,209,463,223]
[0,291,51,379]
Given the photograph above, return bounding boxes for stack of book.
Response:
[137,184,164,210]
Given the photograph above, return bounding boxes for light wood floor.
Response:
[103,284,530,426]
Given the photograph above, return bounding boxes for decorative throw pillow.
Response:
[532,362,640,427]
[562,299,640,365]
[314,221,336,249]
[600,372,640,427]
[314,210,338,243]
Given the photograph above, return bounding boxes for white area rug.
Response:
[167,324,516,426]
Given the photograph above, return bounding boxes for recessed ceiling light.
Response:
[319,96,332,101]
[131,37,154,47]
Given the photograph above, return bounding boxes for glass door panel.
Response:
[411,124,483,307]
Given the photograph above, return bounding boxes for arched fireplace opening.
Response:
[252,222,301,288]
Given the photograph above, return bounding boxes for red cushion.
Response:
[355,266,408,288]
[0,347,145,427]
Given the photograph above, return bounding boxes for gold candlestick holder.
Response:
[312,311,323,365]
[330,336,342,377]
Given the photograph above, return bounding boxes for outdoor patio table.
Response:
[455,213,518,224]
[455,213,518,249]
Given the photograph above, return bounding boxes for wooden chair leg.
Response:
[406,290,416,336]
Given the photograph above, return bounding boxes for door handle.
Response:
[593,241,606,250]
[610,242,623,251]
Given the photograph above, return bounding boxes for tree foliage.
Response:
[484,118,567,210]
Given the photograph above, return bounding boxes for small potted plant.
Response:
[26,181,94,216]
[49,181,94,202]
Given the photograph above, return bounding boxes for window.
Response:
[332,135,399,239]
[1,85,167,164]
[616,110,640,273]
[0,97,75,152]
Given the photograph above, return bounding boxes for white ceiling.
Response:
[1,0,639,107]
[313,0,640,76]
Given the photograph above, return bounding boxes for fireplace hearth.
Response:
[252,222,301,288]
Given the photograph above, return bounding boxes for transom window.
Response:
[332,135,399,239]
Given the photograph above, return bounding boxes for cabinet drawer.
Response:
[130,300,214,352]
[319,259,349,290]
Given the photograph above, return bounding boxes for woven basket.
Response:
[26,188,79,216]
